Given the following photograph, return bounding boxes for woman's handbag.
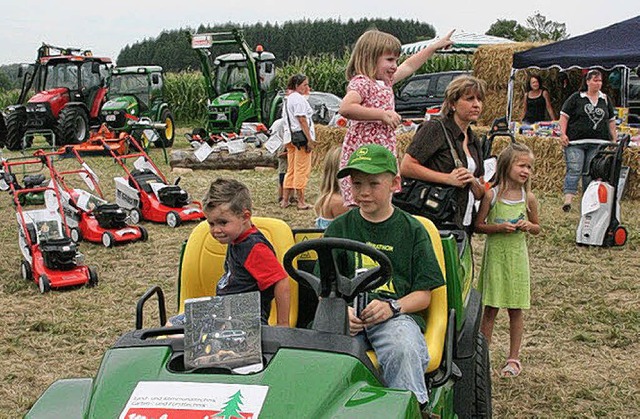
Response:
[393,178,458,222]
[392,119,463,224]
[284,98,309,149]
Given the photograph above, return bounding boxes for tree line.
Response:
[116,18,436,72]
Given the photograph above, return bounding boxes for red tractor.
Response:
[3,43,112,150]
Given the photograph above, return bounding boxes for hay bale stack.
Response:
[312,125,415,168]
[314,126,640,200]
[472,42,542,125]
[472,42,598,126]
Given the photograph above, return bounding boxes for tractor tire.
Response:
[0,113,7,148]
[5,108,28,150]
[155,109,175,148]
[453,333,493,419]
[57,106,89,145]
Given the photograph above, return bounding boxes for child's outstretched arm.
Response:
[274,277,290,326]
[515,192,541,235]
[474,189,517,234]
[338,90,401,128]
[394,29,455,83]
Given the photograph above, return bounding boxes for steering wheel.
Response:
[283,238,392,303]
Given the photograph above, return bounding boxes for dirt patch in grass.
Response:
[0,132,638,417]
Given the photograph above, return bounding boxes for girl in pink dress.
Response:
[338,29,455,205]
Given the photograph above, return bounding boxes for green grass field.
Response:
[0,130,638,418]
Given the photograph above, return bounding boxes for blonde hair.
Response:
[494,143,534,201]
[314,147,342,215]
[440,75,487,117]
[346,30,401,80]
[203,178,252,215]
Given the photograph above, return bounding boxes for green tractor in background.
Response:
[188,29,282,138]
[100,66,175,147]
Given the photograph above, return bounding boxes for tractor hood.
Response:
[211,91,248,107]
[28,87,69,104]
[26,345,418,418]
[102,95,138,114]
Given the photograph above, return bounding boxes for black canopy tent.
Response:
[507,15,640,122]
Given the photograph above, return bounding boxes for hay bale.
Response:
[312,125,415,168]
[314,125,640,200]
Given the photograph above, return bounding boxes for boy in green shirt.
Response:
[324,144,445,405]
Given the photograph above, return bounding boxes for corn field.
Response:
[163,72,208,126]
[0,89,20,109]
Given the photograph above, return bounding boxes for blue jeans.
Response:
[356,314,430,404]
[563,143,600,194]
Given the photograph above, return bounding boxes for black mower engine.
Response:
[93,203,128,229]
[40,238,79,271]
[157,185,189,208]
[23,174,47,188]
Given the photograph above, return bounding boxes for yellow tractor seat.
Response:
[177,216,298,327]
[366,216,448,374]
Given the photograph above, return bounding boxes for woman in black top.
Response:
[522,75,556,124]
[558,69,617,211]
[400,75,486,232]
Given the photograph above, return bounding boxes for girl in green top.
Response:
[475,143,541,378]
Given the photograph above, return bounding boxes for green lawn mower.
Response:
[26,217,491,418]
[101,66,175,148]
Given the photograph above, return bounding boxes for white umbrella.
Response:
[401,31,515,55]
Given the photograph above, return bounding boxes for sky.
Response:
[1,1,637,65]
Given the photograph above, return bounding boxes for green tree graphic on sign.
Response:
[214,390,244,419]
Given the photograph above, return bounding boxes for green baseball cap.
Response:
[337,144,398,179]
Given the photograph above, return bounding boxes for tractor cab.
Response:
[102,66,175,147]
[3,43,111,150]
[213,51,276,95]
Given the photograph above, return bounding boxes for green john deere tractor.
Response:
[100,66,175,147]
[188,29,282,137]
[25,216,492,418]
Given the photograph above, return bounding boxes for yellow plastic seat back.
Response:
[367,216,447,374]
[178,216,298,326]
[414,216,447,373]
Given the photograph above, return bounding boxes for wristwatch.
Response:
[387,299,402,317]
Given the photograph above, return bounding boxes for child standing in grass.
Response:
[475,143,540,378]
[338,28,454,205]
[313,147,347,229]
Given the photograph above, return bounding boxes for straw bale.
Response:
[314,125,640,200]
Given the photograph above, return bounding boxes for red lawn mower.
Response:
[2,155,98,293]
[38,148,148,247]
[103,136,205,228]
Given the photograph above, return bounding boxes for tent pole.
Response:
[506,68,517,125]
[621,67,629,108]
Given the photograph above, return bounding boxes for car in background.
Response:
[394,70,470,119]
[307,91,342,124]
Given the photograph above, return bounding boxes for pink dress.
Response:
[340,75,397,205]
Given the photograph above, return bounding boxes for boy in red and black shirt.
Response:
[170,178,290,326]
